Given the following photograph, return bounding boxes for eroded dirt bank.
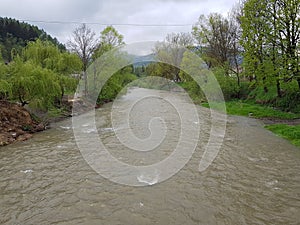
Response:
[0,101,45,146]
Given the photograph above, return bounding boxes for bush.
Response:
[179,81,205,104]
[213,67,240,100]
[275,91,300,113]
[249,85,278,103]
[249,81,300,113]
[0,79,11,100]
[238,81,252,99]
[97,71,137,104]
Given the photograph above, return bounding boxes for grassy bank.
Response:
[265,124,300,147]
[202,100,300,120]
[201,100,300,148]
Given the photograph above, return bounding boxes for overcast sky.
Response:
[0,0,237,45]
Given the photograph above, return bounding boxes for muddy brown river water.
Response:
[0,88,300,225]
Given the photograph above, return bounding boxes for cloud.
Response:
[0,0,237,44]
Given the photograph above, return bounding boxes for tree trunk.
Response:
[84,71,88,96]
[276,79,281,98]
[93,64,97,92]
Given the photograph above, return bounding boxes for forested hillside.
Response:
[0,17,65,61]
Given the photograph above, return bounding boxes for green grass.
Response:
[265,124,300,147]
[202,100,300,120]
[47,107,64,118]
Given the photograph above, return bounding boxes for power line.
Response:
[20,19,193,27]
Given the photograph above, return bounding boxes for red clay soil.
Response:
[0,101,45,146]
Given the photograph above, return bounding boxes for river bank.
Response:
[0,96,96,146]
[0,101,46,146]
[1,92,300,147]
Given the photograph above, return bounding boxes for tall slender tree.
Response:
[67,24,98,95]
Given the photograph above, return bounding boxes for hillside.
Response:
[0,17,65,61]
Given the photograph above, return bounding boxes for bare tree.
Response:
[67,24,98,95]
[228,2,244,86]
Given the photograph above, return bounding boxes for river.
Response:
[0,88,300,225]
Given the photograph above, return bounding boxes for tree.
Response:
[9,58,61,108]
[240,0,300,97]
[153,32,193,82]
[0,60,11,100]
[21,39,82,101]
[67,24,98,95]
[192,13,242,83]
[93,25,124,59]
[90,26,125,92]
[0,17,65,61]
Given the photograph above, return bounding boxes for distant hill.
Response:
[132,53,156,67]
[0,17,65,61]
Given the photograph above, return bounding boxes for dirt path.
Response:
[260,118,300,125]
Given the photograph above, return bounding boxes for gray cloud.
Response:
[0,0,237,44]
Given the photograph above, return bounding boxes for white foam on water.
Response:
[137,173,159,186]
[60,126,71,130]
[100,127,114,132]
[20,169,33,173]
[83,128,97,134]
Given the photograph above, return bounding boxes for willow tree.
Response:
[9,59,61,108]
[0,60,11,100]
[21,39,82,101]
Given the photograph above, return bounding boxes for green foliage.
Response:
[213,67,240,100]
[97,71,137,104]
[130,76,177,91]
[249,86,278,103]
[22,40,82,74]
[133,66,146,77]
[265,124,300,147]
[0,39,81,110]
[192,12,241,80]
[22,40,60,68]
[152,33,193,82]
[20,40,81,103]
[238,81,252,99]
[202,100,300,119]
[93,26,124,59]
[0,79,11,100]
[241,0,300,97]
[0,17,65,61]
[9,60,61,109]
[248,81,300,113]
[57,52,82,75]
[59,75,78,94]
[178,81,205,104]
[274,81,300,112]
